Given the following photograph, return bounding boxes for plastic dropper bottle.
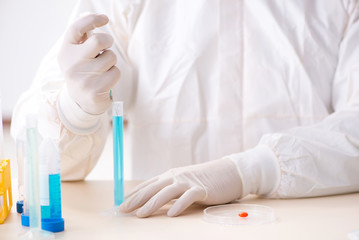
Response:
[39,138,64,232]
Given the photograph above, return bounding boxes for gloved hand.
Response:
[119,158,243,217]
[58,13,121,115]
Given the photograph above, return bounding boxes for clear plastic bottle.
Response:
[39,138,64,232]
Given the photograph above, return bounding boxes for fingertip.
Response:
[167,209,178,217]
[167,205,182,217]
[78,12,108,24]
[118,203,129,213]
[136,208,150,218]
[119,200,136,214]
[67,13,110,44]
[92,14,109,28]
[97,14,109,24]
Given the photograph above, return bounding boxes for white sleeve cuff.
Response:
[57,86,104,135]
[226,144,281,197]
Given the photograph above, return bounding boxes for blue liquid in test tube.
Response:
[49,173,61,218]
[113,102,124,206]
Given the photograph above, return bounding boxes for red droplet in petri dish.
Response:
[238,212,248,217]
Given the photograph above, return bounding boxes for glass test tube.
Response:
[26,115,41,229]
[113,102,124,206]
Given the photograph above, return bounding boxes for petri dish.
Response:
[203,204,275,225]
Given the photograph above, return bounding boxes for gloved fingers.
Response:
[65,13,109,44]
[93,50,117,72]
[73,50,117,74]
[66,65,120,103]
[81,32,114,59]
[97,66,121,92]
[136,183,186,218]
[124,177,159,200]
[119,178,172,213]
[167,187,206,217]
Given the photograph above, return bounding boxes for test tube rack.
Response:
[0,159,12,224]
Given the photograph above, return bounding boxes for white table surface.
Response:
[1,180,358,240]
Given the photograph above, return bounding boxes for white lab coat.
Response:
[11,0,359,198]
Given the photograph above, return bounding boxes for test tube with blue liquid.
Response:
[103,101,125,216]
[39,138,64,232]
[113,101,124,210]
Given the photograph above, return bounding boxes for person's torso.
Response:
[112,0,349,179]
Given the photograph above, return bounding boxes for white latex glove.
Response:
[58,13,121,115]
[119,158,243,217]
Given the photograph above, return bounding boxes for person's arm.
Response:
[11,0,136,180]
[119,2,359,217]
[246,1,359,198]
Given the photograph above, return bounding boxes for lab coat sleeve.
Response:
[10,0,137,181]
[227,2,359,198]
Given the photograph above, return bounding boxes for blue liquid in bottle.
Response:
[41,202,51,218]
[40,173,50,218]
[113,115,124,206]
[49,173,62,218]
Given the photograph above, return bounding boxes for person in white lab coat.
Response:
[11,0,359,217]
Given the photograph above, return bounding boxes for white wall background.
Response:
[0,0,79,119]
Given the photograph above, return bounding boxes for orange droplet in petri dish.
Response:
[238,212,248,217]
